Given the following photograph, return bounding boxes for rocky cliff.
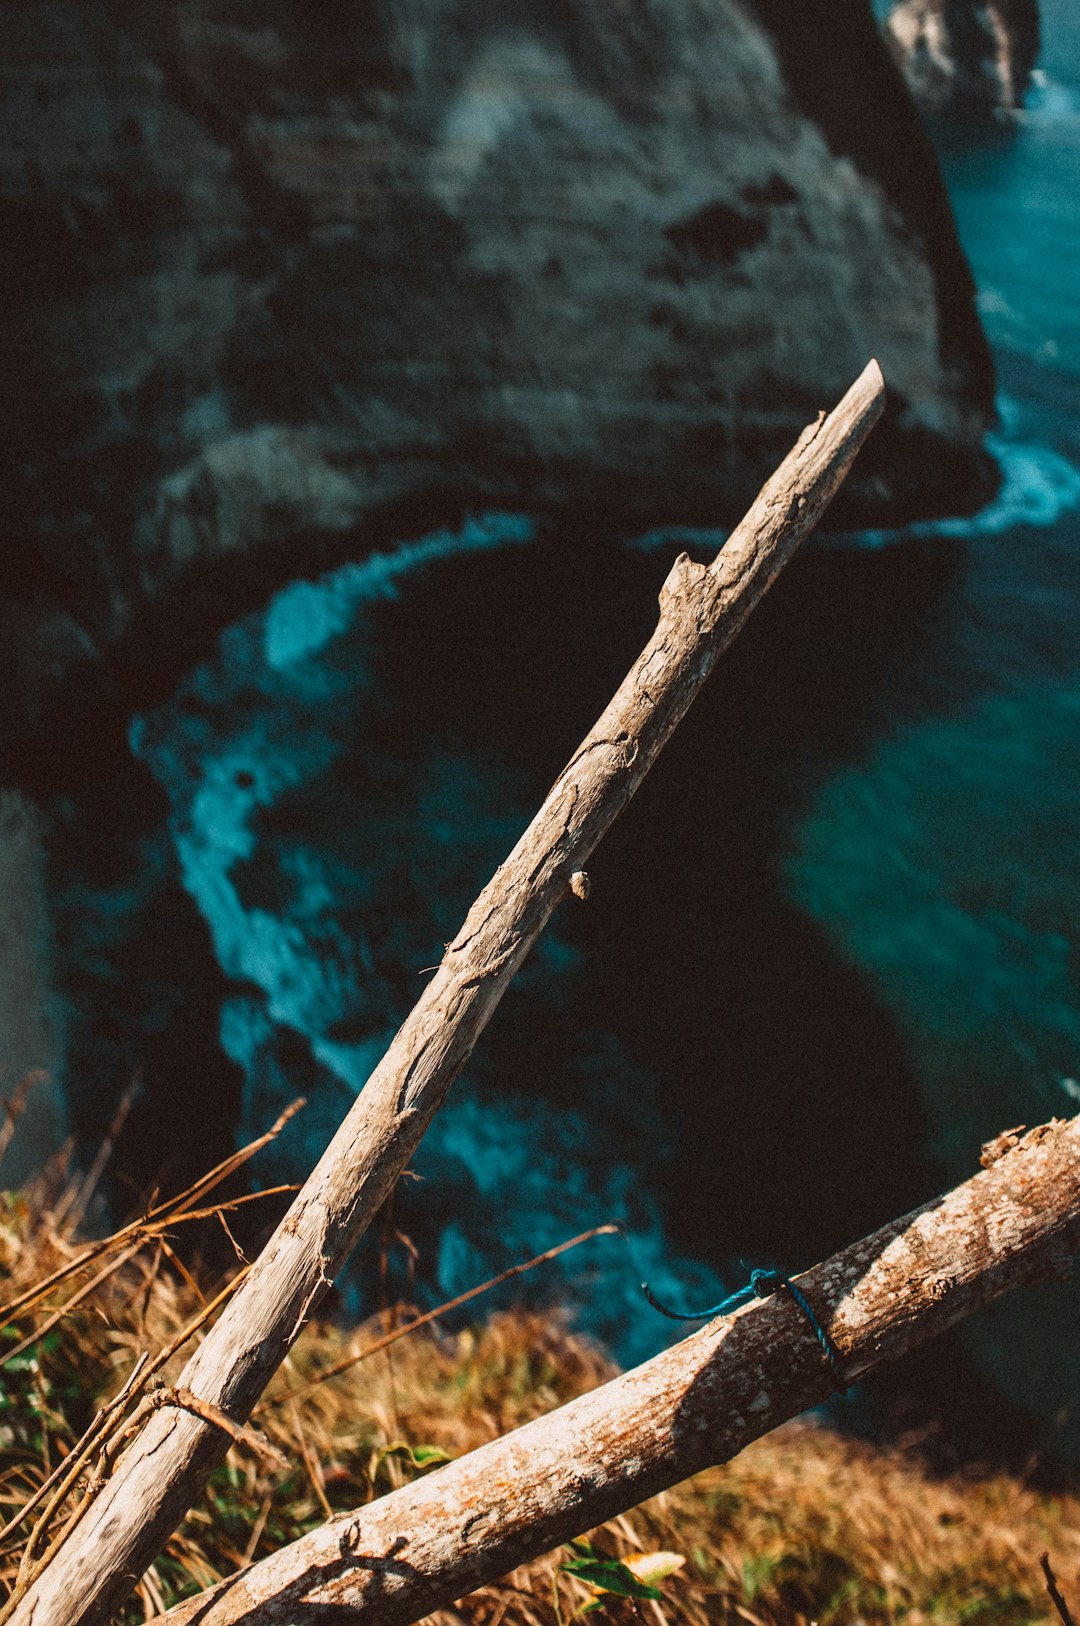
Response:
[886,0,1041,114]
[1,0,996,762]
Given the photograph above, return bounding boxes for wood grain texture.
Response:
[10,362,884,1626]
[162,1116,1080,1626]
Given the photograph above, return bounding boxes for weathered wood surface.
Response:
[10,363,885,1626]
[162,1117,1080,1626]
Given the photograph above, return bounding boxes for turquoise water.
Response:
[128,518,725,1362]
[57,5,1080,1443]
[786,7,1080,1444]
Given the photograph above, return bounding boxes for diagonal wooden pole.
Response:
[9,362,885,1626]
[157,1116,1080,1626]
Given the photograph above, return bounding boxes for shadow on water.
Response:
[48,511,1047,1466]
[364,518,1045,1465]
[46,758,247,1209]
[373,522,952,1262]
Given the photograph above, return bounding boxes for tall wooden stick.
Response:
[161,1116,1080,1626]
[10,363,885,1626]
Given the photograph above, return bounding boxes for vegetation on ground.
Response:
[0,1112,1077,1626]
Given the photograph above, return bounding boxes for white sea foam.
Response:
[848,410,1080,549]
[932,430,1080,536]
[134,514,537,1030]
[133,509,721,1360]
[1024,72,1080,124]
[631,403,1080,560]
[264,512,535,669]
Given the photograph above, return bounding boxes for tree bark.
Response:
[9,362,885,1626]
[162,1116,1080,1626]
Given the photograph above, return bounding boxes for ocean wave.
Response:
[844,415,1080,549]
[264,512,536,670]
[930,429,1080,536]
[131,509,721,1361]
[631,403,1080,562]
[629,523,728,555]
[1024,71,1080,124]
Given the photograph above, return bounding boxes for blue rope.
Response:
[641,1266,844,1379]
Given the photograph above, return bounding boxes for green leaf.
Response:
[1,1353,39,1375]
[557,1557,663,1601]
[409,1444,453,1466]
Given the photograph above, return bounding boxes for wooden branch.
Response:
[1041,1551,1078,1626]
[161,1116,1080,1626]
[10,362,885,1626]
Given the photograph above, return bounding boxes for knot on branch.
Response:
[980,1126,1027,1167]
[658,552,710,618]
[980,1119,1065,1168]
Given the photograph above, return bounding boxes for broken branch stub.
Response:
[10,362,885,1626]
[161,1117,1080,1626]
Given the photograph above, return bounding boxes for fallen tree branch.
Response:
[161,1116,1080,1626]
[9,362,885,1626]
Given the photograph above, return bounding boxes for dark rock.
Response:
[662,201,771,267]
[0,0,998,753]
[886,0,1041,114]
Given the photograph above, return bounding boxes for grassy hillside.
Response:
[1,1151,1077,1626]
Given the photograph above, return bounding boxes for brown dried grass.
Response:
[0,1138,1078,1625]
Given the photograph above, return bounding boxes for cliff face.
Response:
[1,0,997,754]
[886,0,1041,114]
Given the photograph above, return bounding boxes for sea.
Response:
[54,1,1080,1456]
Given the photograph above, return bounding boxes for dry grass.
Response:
[1,1143,1079,1626]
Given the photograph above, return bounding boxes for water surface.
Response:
[56,1,1080,1446]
